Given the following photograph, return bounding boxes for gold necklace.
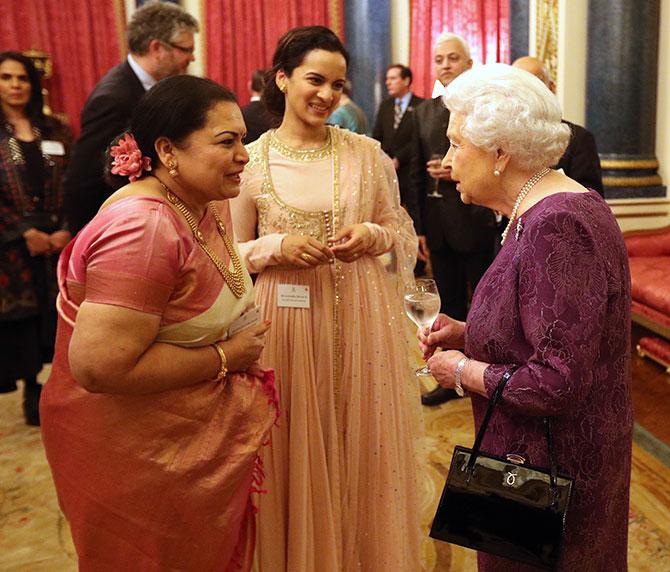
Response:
[156,179,246,298]
[269,129,332,161]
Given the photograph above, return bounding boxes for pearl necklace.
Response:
[500,167,551,245]
[156,179,246,298]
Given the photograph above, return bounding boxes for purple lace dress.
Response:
[465,191,633,571]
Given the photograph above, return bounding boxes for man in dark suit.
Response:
[408,33,497,406]
[372,65,424,227]
[63,2,199,233]
[242,69,274,144]
[512,56,603,194]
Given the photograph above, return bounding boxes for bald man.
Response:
[512,56,603,194]
[409,33,497,406]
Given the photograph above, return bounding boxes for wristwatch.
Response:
[454,356,469,397]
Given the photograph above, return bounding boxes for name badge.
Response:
[228,306,262,337]
[277,284,310,308]
[41,140,65,156]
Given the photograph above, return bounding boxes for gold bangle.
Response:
[211,343,228,382]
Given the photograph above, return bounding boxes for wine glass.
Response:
[427,153,444,198]
[404,278,441,376]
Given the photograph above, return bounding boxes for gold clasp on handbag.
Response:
[504,470,517,486]
[506,453,526,465]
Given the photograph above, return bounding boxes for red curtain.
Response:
[0,0,124,135]
[409,0,510,99]
[205,0,345,106]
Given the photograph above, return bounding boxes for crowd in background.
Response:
[1,2,631,571]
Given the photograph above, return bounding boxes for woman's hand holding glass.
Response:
[281,234,334,268]
[404,279,441,376]
[329,223,373,262]
[418,313,466,360]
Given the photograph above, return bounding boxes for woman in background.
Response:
[0,51,71,425]
[232,25,421,572]
[327,80,368,134]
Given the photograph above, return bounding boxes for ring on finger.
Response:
[300,252,312,262]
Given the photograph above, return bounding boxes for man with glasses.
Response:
[63,1,199,233]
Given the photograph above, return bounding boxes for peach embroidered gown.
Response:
[40,197,278,571]
[231,127,422,571]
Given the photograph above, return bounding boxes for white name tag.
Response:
[41,140,65,156]
[228,306,262,337]
[277,284,310,308]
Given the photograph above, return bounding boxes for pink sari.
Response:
[40,197,278,571]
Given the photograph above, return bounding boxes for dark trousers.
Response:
[430,245,493,321]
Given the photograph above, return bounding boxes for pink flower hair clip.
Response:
[110,133,152,182]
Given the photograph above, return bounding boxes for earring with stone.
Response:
[167,160,178,178]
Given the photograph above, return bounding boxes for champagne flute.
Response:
[404,278,441,376]
[427,153,444,198]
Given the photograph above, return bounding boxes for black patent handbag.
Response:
[429,370,574,570]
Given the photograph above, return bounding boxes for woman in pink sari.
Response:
[40,76,278,571]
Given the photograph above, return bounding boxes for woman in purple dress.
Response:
[420,64,632,571]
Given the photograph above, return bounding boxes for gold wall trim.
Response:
[200,0,207,76]
[330,0,342,38]
[601,159,660,170]
[615,211,669,219]
[603,175,663,187]
[609,200,670,207]
[637,344,670,372]
[632,312,670,339]
[536,0,559,86]
[114,0,127,60]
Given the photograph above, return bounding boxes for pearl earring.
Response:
[493,169,501,177]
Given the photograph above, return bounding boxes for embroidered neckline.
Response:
[269,129,332,161]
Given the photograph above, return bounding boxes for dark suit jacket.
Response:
[242,99,274,144]
[372,94,424,208]
[407,97,496,253]
[63,61,146,233]
[556,120,603,195]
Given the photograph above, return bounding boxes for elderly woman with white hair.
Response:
[421,64,632,571]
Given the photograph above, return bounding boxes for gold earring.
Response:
[280,84,287,93]
[167,160,178,177]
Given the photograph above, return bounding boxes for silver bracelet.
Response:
[454,356,469,397]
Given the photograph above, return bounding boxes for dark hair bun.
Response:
[263,26,349,118]
[103,75,237,187]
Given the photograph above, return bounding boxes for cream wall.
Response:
[555,0,587,125]
[390,0,410,65]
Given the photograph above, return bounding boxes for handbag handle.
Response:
[466,368,560,504]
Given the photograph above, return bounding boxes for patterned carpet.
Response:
[1,373,670,571]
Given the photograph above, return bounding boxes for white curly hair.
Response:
[434,31,471,60]
[443,63,570,172]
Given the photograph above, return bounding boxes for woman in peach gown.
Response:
[231,26,422,571]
